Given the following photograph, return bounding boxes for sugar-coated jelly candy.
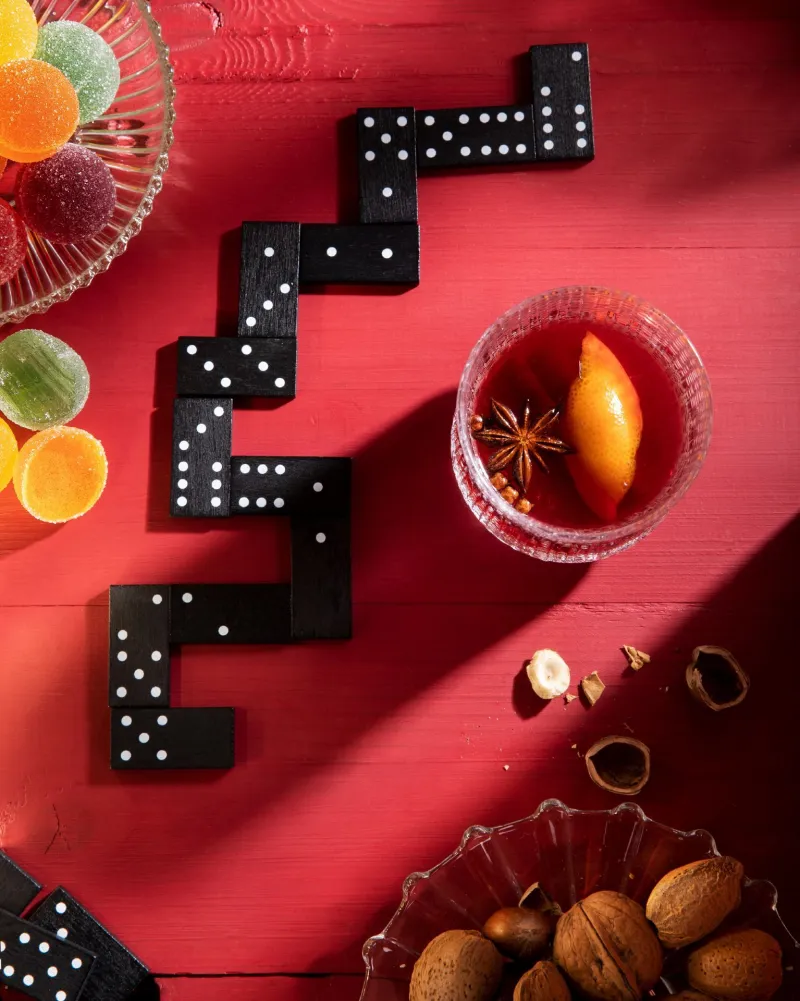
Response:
[35,21,120,126]
[0,197,27,283]
[0,59,79,163]
[14,425,107,523]
[0,0,38,67]
[16,143,115,243]
[0,414,18,493]
[0,328,90,430]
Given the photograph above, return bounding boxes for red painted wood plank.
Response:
[158,977,359,1001]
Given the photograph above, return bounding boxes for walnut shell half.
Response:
[686,645,749,711]
[687,928,782,1001]
[409,930,504,1001]
[553,890,663,1000]
[514,961,571,1001]
[585,736,651,796]
[646,856,744,949]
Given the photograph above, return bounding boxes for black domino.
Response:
[108,586,170,707]
[230,457,350,516]
[416,106,535,168]
[170,397,232,518]
[28,888,148,1001]
[299,224,419,285]
[176,336,296,399]
[0,852,40,916]
[110,708,235,770]
[169,584,292,644]
[0,907,95,1001]
[530,43,594,161]
[357,107,418,224]
[237,222,300,338]
[291,515,351,640]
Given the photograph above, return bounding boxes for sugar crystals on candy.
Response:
[16,143,116,243]
[0,328,90,430]
[0,0,38,67]
[35,21,121,125]
[0,197,27,284]
[0,58,79,162]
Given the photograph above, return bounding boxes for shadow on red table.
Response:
[306,512,800,989]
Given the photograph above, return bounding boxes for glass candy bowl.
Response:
[361,800,799,1001]
[0,0,175,326]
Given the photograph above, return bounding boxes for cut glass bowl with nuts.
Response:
[360,800,799,1001]
[0,0,175,326]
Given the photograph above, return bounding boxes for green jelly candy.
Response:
[0,329,90,431]
[35,21,120,125]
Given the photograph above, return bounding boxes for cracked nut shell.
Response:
[410,930,504,1001]
[483,906,556,962]
[686,645,749,711]
[513,961,571,1001]
[585,736,651,796]
[553,890,663,1001]
[646,856,744,949]
[687,928,782,1001]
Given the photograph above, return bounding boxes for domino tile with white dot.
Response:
[170,397,233,518]
[168,584,292,645]
[237,222,300,338]
[176,336,296,399]
[26,889,148,1001]
[529,42,594,161]
[108,585,170,707]
[0,851,41,917]
[357,106,418,224]
[415,106,536,168]
[230,456,351,517]
[111,707,235,770]
[299,223,420,285]
[291,514,352,640]
[0,907,96,1001]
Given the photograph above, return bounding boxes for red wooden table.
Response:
[1,0,799,997]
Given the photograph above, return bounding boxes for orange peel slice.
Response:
[14,425,107,522]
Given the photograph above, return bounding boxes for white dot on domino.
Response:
[211,479,221,489]
[364,150,375,161]
[543,123,553,133]
[397,115,407,126]
[280,283,290,294]
[275,377,286,388]
[134,669,144,680]
[139,733,150,744]
[153,594,163,605]
[313,482,323,492]
[499,144,509,154]
[177,478,188,489]
[363,115,375,127]
[460,146,470,157]
[276,464,286,474]
[256,497,266,508]
[540,85,551,96]
[246,316,256,327]
[47,964,57,974]
[258,361,268,372]
[479,112,489,123]
[177,496,187,508]
[239,497,250,508]
[212,461,222,472]
[55,903,67,915]
[178,461,188,471]
[481,145,491,155]
[57,992,67,1001]
[196,423,206,433]
[458,113,469,124]
[516,144,527,154]
[19,933,29,944]
[426,148,436,158]
[544,140,554,150]
[211,496,221,507]
[326,246,337,257]
[117,651,127,662]
[221,377,231,388]
[240,463,251,474]
[157,750,168,761]
[381,248,393,259]
[424,115,435,125]
[158,715,168,726]
[2,965,13,976]
[241,344,252,355]
[151,651,162,662]
[117,629,127,640]
[264,246,274,257]
[397,149,408,160]
[214,406,224,417]
[577,138,588,148]
[72,958,82,969]
[542,106,552,117]
[186,344,197,355]
[23,974,33,985]
[122,716,132,726]
[178,440,189,451]
[274,498,285,509]
[514,110,525,121]
[263,300,273,310]
[316,533,326,544]
[380,132,391,144]
[218,625,229,636]
[497,112,507,122]
[257,464,267,474]
[575,104,585,114]
[442,131,452,141]
[382,187,393,198]
[572,49,582,60]
[203,361,214,371]
[576,121,586,132]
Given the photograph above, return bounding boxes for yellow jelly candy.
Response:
[0,59,79,163]
[0,0,38,67]
[14,425,107,523]
[0,413,18,493]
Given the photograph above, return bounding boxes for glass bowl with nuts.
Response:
[360,800,798,1001]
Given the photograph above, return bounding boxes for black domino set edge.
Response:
[0,849,149,1001]
[107,43,594,772]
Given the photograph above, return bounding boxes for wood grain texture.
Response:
[0,0,798,997]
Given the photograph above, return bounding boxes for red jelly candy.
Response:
[0,197,27,283]
[16,143,116,243]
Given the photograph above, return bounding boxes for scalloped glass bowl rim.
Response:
[0,0,176,327]
[360,799,796,999]
[454,286,713,548]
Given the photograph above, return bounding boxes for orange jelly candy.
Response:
[0,59,79,163]
[0,414,18,493]
[14,425,107,523]
[563,332,643,523]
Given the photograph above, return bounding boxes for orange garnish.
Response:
[563,332,642,522]
[14,426,107,523]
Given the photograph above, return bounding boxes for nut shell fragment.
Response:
[410,930,504,1001]
[646,856,744,949]
[585,736,650,796]
[519,882,562,917]
[581,671,606,706]
[483,906,555,962]
[621,645,650,671]
[553,890,663,1000]
[686,646,749,711]
[687,928,782,1000]
[514,961,571,1001]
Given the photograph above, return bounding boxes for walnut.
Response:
[646,856,744,948]
[553,890,662,1000]
[687,928,782,1000]
[513,961,571,1001]
[410,930,503,1001]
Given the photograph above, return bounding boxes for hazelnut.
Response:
[585,735,650,796]
[483,906,555,962]
[687,928,782,1000]
[646,856,744,948]
[410,930,503,1001]
[513,961,571,1001]
[686,646,749,711]
[519,882,562,917]
[553,890,663,1000]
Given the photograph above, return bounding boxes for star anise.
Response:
[471,399,573,493]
